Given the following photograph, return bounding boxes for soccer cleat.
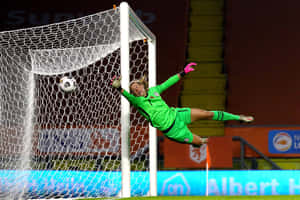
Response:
[239,115,254,123]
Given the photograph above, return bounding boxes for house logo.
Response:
[273,132,292,152]
[161,173,191,195]
[189,144,207,163]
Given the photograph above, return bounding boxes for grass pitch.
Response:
[80,195,300,200]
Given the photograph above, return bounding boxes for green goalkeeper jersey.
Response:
[121,74,180,131]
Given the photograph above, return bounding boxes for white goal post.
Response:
[0,1,157,199]
[120,2,157,197]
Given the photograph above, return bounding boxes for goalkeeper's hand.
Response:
[111,75,122,90]
[180,62,196,77]
[184,62,196,74]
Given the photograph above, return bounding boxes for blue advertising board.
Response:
[269,130,300,153]
[158,170,300,196]
[2,170,300,198]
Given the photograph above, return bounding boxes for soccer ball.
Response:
[59,76,76,92]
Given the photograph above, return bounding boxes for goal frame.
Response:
[120,2,157,197]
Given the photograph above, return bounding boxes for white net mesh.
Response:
[0,6,152,199]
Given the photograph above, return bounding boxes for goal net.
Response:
[0,2,156,199]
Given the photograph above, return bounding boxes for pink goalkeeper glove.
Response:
[184,62,196,74]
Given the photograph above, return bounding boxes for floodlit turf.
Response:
[80,195,300,200]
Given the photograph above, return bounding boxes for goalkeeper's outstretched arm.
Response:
[155,62,197,94]
[110,62,198,98]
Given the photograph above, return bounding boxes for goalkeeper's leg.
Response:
[190,108,254,123]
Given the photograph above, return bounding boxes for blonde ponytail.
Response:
[139,74,148,90]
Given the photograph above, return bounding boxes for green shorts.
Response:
[163,108,193,143]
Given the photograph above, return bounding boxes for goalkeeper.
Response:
[111,63,254,146]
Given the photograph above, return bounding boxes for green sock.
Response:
[212,111,240,121]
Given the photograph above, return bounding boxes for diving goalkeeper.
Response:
[111,63,254,146]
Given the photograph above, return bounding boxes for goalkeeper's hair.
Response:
[129,75,148,94]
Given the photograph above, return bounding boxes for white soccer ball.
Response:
[59,76,76,92]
